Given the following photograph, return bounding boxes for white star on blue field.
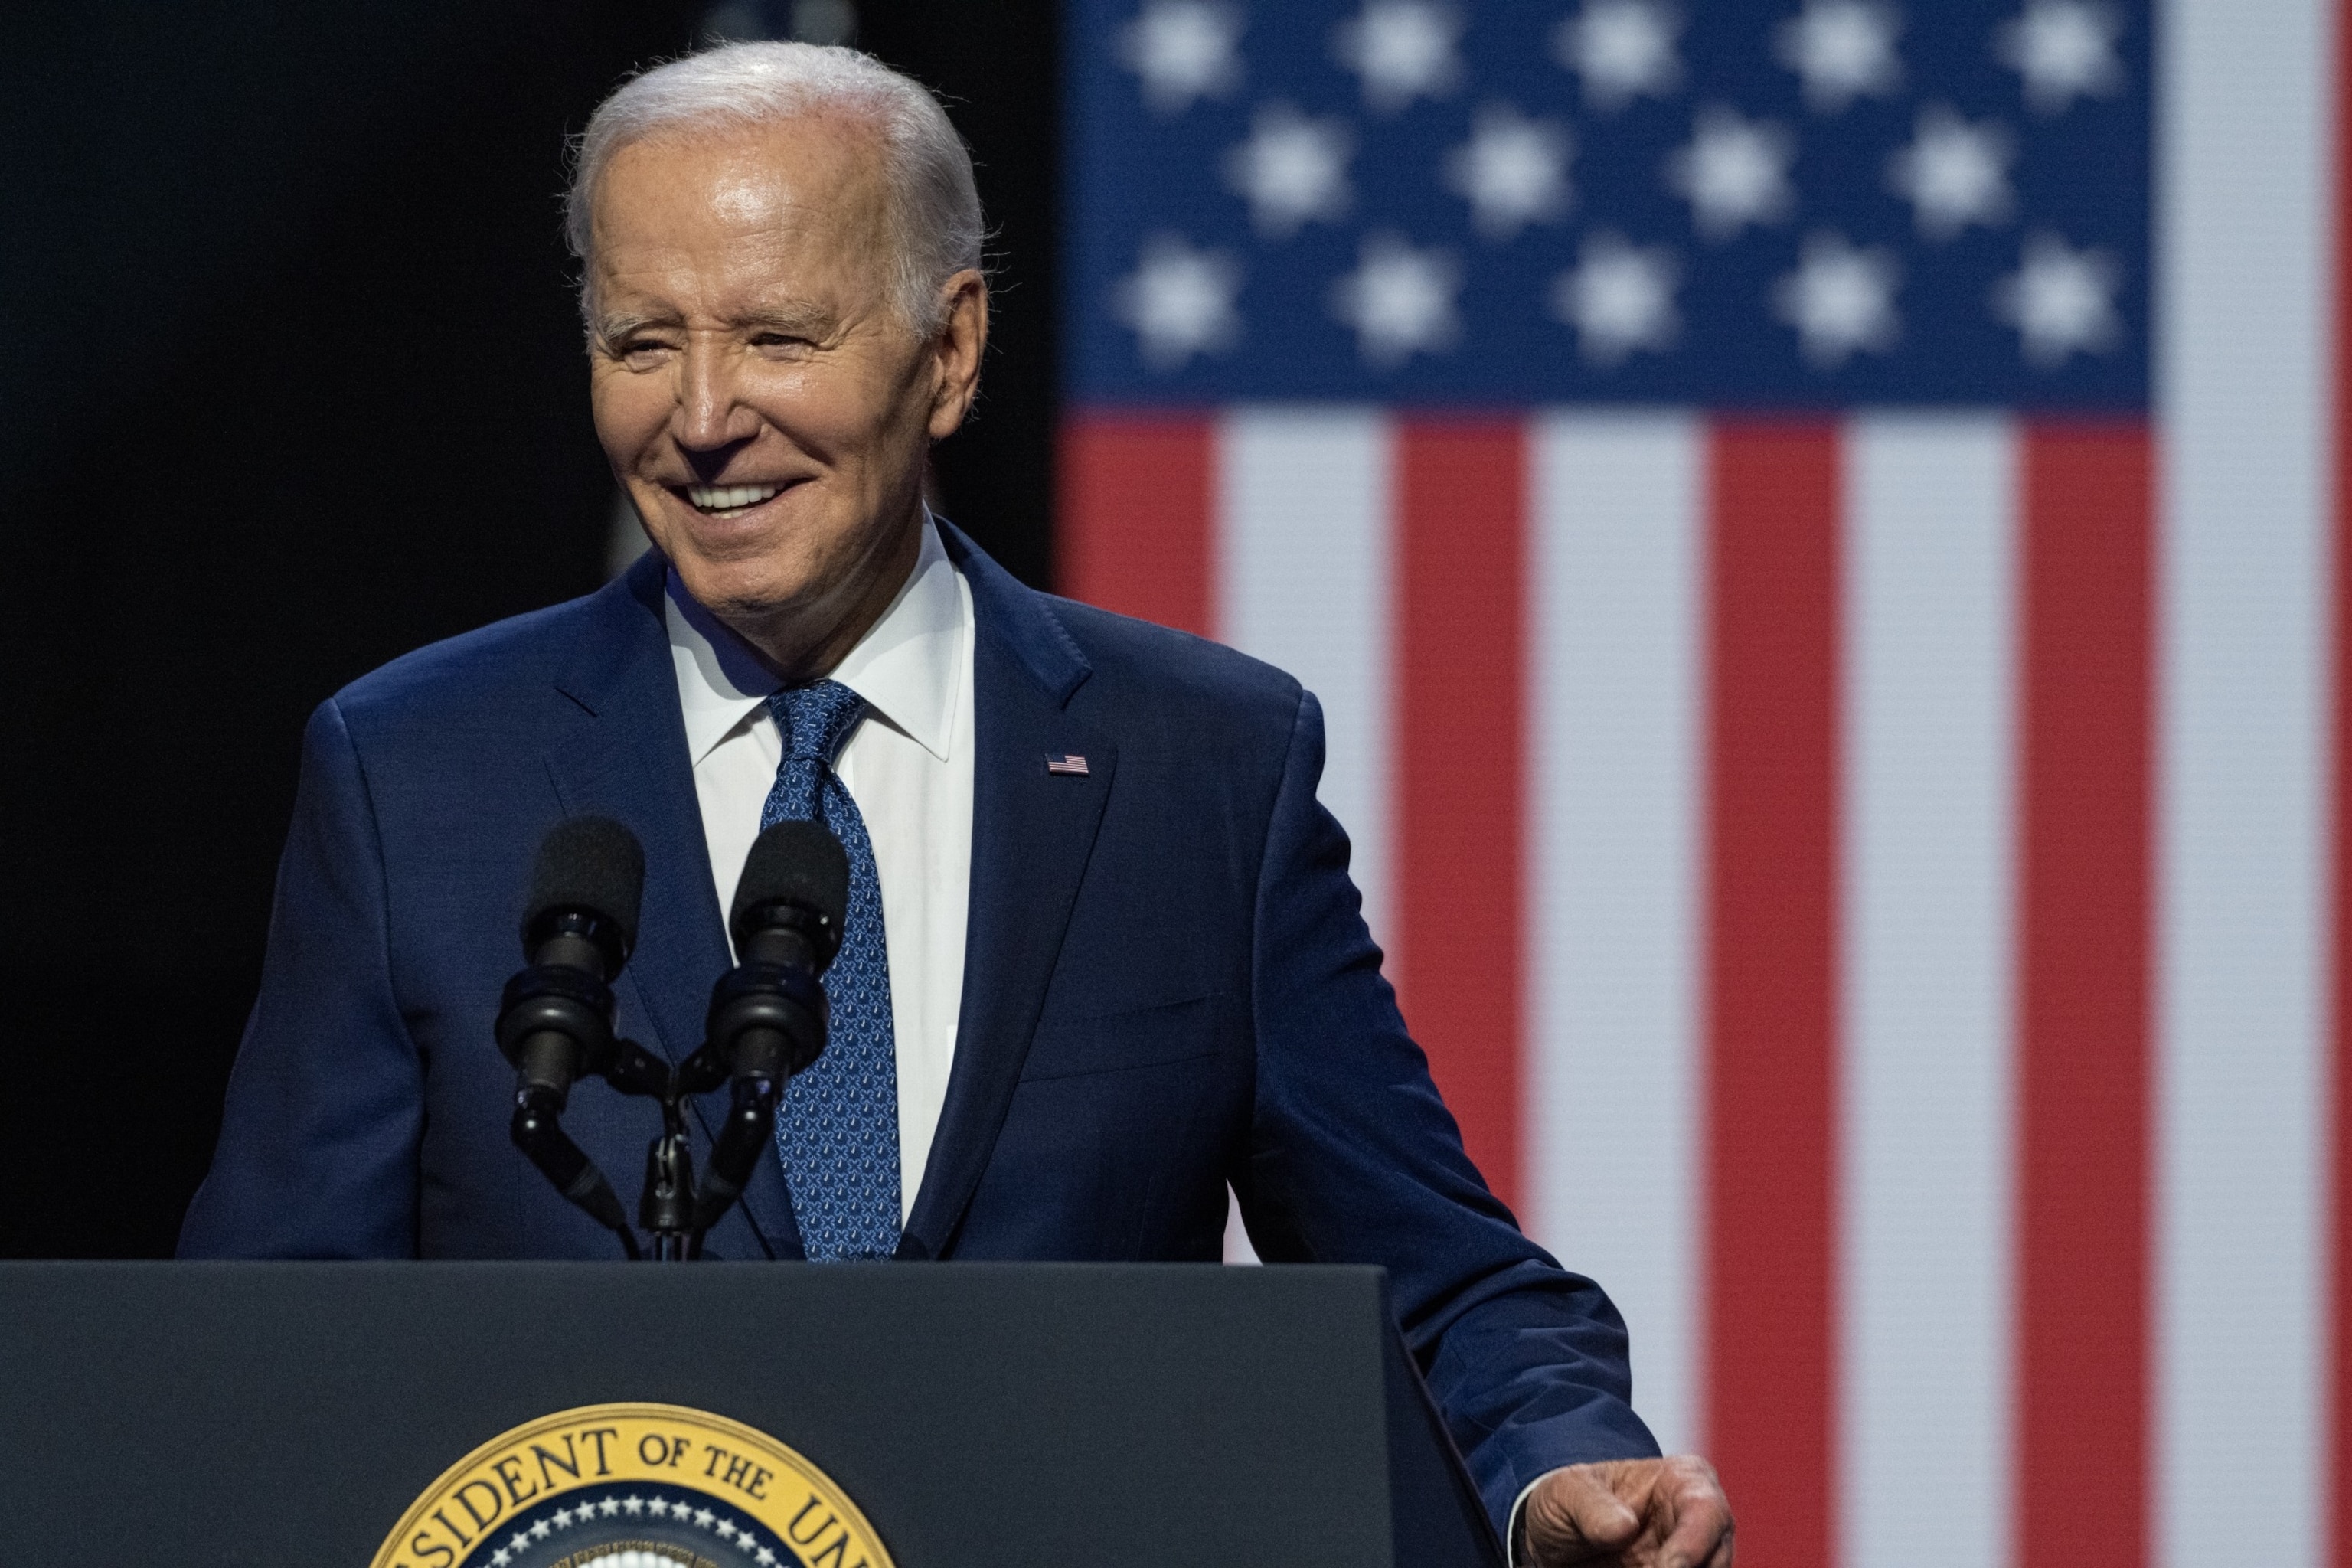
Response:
[1068,0,2146,408]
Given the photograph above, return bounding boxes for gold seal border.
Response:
[369,1400,893,1568]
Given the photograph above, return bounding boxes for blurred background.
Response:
[4,3,2341,1566]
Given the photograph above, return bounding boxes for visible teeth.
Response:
[685,483,782,511]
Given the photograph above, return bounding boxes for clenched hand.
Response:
[1518,1455,1733,1568]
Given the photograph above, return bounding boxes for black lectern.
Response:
[0,1262,1502,1567]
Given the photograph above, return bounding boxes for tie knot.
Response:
[769,680,867,767]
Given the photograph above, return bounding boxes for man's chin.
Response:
[659,553,804,621]
[689,579,811,627]
[653,531,798,599]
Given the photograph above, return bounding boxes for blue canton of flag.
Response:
[1066,0,2148,407]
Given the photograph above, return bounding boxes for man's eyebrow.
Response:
[733,302,838,335]
[590,309,677,343]
[590,303,838,343]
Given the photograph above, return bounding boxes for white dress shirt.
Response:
[664,517,975,1223]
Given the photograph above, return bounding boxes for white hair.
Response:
[566,41,984,333]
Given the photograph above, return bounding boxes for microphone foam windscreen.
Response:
[524,815,647,951]
[731,818,851,938]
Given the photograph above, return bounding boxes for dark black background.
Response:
[0,1,1059,1256]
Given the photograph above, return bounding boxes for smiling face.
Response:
[586,114,985,676]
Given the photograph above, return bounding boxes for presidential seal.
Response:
[371,1403,893,1568]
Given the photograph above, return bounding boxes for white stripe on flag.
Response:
[1217,407,1396,946]
[1840,416,2016,1568]
[2157,2,2331,1562]
[1216,406,1393,1266]
[1527,411,1703,1456]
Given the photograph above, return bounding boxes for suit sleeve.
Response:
[1235,688,1659,1533]
[177,697,423,1258]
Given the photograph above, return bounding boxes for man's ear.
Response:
[927,270,989,439]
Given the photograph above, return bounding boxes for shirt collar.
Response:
[665,512,965,767]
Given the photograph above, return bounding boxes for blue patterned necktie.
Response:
[760,680,901,1261]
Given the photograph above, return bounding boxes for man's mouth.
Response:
[679,482,786,518]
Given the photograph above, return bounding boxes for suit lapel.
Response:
[901,528,1114,1258]
[543,553,799,1257]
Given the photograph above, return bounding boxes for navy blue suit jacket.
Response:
[179,523,1658,1527]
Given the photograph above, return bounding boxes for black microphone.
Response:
[495,817,646,1259]
[714,818,848,1080]
[496,816,645,1102]
[683,819,850,1240]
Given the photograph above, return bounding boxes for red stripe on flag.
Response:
[1393,418,1527,1211]
[1057,413,1214,635]
[1702,421,1841,1568]
[2014,423,2151,1568]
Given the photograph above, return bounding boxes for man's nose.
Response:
[673,338,757,452]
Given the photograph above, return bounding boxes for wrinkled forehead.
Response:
[588,113,894,281]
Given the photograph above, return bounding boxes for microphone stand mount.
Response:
[498,969,817,1263]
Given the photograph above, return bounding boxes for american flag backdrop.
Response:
[1057,2,2337,1566]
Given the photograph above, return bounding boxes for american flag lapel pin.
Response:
[1046,753,1090,776]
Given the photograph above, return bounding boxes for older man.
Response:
[180,41,1732,1567]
